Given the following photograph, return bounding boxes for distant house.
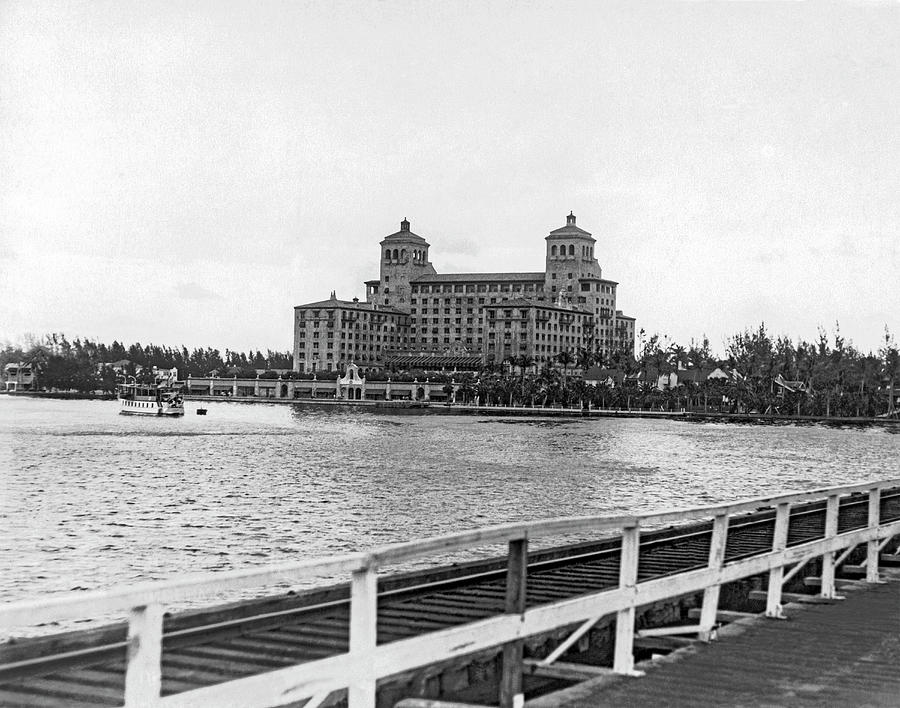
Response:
[3,362,36,392]
[583,367,627,387]
[773,373,811,396]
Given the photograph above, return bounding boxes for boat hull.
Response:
[119,400,184,416]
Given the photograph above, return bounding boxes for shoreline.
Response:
[185,394,900,425]
[3,390,897,426]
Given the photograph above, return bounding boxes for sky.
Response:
[1,1,898,357]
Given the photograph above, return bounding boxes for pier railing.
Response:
[2,478,899,708]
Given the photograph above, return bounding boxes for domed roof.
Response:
[381,218,429,245]
[547,212,594,240]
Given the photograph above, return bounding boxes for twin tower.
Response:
[367,213,604,312]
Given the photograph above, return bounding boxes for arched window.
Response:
[385,249,391,261]
[401,249,406,260]
[393,248,399,261]
[551,245,557,257]
[568,244,575,256]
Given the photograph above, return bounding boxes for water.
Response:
[1,396,898,611]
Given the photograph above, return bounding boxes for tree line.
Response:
[0,334,292,394]
[2,325,898,418]
[467,324,898,417]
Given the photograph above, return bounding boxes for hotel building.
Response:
[294,213,636,373]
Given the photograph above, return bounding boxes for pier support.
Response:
[820,494,842,599]
[124,603,163,707]
[699,514,729,640]
[765,502,791,619]
[867,487,882,583]
[349,564,378,708]
[613,524,642,675]
[500,538,527,708]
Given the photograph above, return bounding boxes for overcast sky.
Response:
[2,1,897,357]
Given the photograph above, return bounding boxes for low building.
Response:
[3,362,36,392]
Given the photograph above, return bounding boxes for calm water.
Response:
[1,397,898,614]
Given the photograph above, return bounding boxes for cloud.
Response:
[174,282,223,301]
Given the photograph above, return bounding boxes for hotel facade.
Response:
[293,213,636,373]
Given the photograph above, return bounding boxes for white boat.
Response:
[117,370,184,417]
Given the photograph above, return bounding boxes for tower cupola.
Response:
[567,211,576,226]
[400,218,410,232]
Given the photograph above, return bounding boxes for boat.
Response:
[117,369,184,417]
[196,408,207,415]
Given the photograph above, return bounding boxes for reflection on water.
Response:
[1,397,898,606]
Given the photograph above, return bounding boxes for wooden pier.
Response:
[524,568,900,707]
[1,479,899,708]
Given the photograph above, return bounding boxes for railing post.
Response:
[820,494,841,599]
[124,603,163,707]
[699,513,729,641]
[349,562,378,708]
[613,523,641,675]
[500,537,528,708]
[765,503,790,619]
[867,487,882,583]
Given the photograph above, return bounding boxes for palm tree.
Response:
[575,347,593,373]
[556,350,574,388]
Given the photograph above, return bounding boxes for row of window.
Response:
[548,243,594,258]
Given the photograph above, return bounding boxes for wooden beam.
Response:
[820,494,841,598]
[348,566,378,708]
[636,625,702,638]
[766,502,790,618]
[749,590,836,604]
[613,525,641,676]
[699,514,729,639]
[687,608,758,623]
[633,635,698,653]
[395,701,494,708]
[500,538,527,708]
[124,603,163,708]
[523,659,615,682]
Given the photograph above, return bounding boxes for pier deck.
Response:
[536,569,900,708]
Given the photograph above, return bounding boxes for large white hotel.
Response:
[293,213,635,373]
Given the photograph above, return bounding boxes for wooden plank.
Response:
[765,502,790,618]
[348,566,377,708]
[613,525,640,675]
[749,590,836,604]
[820,495,840,598]
[699,514,729,639]
[175,645,294,669]
[636,625,702,638]
[124,602,163,707]
[687,609,757,623]
[500,538,527,708]
[523,658,614,681]
[0,686,105,708]
[632,635,698,652]
[11,676,123,704]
